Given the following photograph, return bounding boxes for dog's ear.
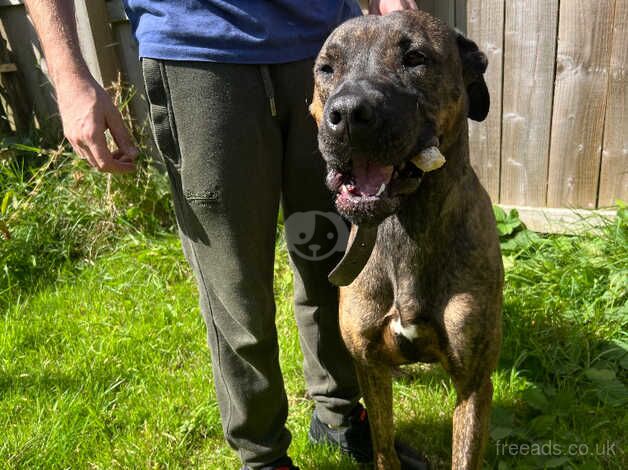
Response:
[456,33,490,122]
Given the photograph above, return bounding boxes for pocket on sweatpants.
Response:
[141,58,181,167]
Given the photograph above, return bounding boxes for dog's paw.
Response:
[395,440,430,470]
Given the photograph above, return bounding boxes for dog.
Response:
[310,10,503,470]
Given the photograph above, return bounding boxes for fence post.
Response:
[73,0,120,87]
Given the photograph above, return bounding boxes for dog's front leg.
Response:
[355,363,400,470]
[451,376,493,470]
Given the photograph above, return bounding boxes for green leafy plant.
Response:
[494,206,524,238]
[493,206,542,254]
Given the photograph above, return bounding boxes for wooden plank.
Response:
[0,62,17,72]
[417,0,436,15]
[598,0,628,207]
[0,98,11,134]
[499,205,616,234]
[110,21,149,128]
[416,0,434,10]
[417,0,456,25]
[434,0,455,26]
[466,0,504,201]
[106,0,128,23]
[0,28,31,132]
[455,0,467,33]
[74,0,120,87]
[0,5,60,133]
[73,0,103,83]
[547,0,615,209]
[500,0,559,207]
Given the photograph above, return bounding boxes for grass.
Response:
[1,209,626,469]
[0,137,173,309]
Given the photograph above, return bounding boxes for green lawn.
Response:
[1,217,626,469]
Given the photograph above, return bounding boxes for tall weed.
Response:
[0,136,174,306]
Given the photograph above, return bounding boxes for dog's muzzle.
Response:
[319,81,443,226]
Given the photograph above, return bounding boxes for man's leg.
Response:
[142,58,289,468]
[273,60,361,427]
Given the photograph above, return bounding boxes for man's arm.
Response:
[369,0,417,15]
[24,0,137,173]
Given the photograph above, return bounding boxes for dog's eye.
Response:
[319,64,334,75]
[403,51,427,68]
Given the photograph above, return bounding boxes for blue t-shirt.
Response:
[123,1,362,64]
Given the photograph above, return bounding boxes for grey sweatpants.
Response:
[141,58,360,468]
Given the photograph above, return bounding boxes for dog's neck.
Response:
[397,117,473,232]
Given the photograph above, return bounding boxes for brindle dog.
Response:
[310,11,503,470]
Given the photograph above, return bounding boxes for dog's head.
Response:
[311,11,489,225]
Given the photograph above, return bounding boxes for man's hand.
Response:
[57,73,137,173]
[25,0,137,173]
[369,0,418,15]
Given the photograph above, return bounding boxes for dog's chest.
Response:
[359,253,445,325]
[350,218,471,342]
[365,223,452,313]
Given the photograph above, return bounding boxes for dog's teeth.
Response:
[376,183,386,196]
[410,146,446,172]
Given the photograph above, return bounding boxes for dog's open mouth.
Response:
[326,142,445,225]
[327,157,424,225]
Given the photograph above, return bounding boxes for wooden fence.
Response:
[466,0,626,219]
[0,0,625,231]
[0,0,145,136]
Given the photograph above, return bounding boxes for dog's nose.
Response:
[325,95,375,137]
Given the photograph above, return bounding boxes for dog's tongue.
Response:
[352,159,394,195]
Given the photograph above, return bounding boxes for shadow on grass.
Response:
[0,372,83,395]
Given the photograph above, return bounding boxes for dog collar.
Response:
[328,164,430,287]
[328,224,378,286]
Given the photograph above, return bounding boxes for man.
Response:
[25,1,417,468]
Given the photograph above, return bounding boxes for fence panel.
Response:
[547,0,615,209]
[0,25,31,132]
[598,0,628,207]
[74,0,120,87]
[466,0,504,201]
[455,0,467,32]
[0,0,59,133]
[500,0,558,207]
[106,0,148,128]
[417,0,463,29]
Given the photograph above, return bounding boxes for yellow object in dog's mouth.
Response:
[410,146,446,172]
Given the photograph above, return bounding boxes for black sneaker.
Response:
[240,455,299,470]
[308,403,373,463]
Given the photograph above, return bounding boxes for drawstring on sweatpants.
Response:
[259,65,278,117]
